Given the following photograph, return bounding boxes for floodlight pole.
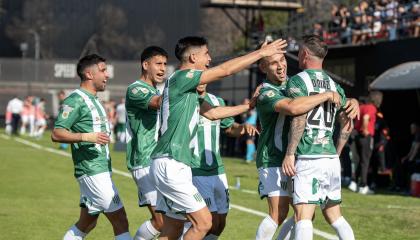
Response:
[29,29,40,95]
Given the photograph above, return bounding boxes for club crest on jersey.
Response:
[61,105,73,119]
[131,87,139,94]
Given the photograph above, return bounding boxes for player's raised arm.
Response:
[199,39,287,84]
[275,91,341,116]
[199,100,249,121]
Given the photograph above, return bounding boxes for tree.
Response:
[5,0,60,58]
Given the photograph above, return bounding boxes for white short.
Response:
[292,157,341,208]
[21,115,34,124]
[132,166,157,207]
[258,167,291,199]
[77,172,123,215]
[192,174,229,214]
[36,118,46,127]
[151,157,207,220]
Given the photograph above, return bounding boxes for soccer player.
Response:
[125,46,168,240]
[282,35,355,240]
[190,83,259,239]
[150,36,287,240]
[255,49,346,240]
[51,54,132,240]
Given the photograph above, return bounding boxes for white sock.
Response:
[134,220,160,240]
[295,220,313,240]
[63,225,86,240]
[115,232,132,240]
[203,234,219,240]
[331,216,355,240]
[276,217,295,240]
[256,216,278,240]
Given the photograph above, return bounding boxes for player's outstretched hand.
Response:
[282,154,296,177]
[242,124,260,137]
[344,98,360,120]
[249,84,263,109]
[259,39,288,57]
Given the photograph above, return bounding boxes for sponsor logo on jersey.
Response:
[186,70,195,79]
[139,87,149,94]
[131,87,139,94]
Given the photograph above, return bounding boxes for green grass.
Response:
[0,130,419,239]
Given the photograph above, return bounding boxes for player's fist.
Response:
[282,154,296,177]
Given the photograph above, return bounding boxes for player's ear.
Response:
[142,61,149,71]
[84,69,94,81]
[189,52,196,64]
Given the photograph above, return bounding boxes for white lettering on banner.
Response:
[54,64,76,78]
[54,63,114,78]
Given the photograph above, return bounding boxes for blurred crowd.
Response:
[5,95,48,139]
[313,0,420,45]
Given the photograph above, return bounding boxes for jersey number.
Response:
[307,92,335,128]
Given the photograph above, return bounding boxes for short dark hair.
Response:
[77,54,106,81]
[140,46,168,71]
[175,36,208,61]
[301,35,328,59]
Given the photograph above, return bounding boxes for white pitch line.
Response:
[2,134,338,240]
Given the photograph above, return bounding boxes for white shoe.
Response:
[348,181,358,192]
[358,186,374,195]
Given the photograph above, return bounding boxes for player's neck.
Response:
[304,61,323,70]
[140,74,155,87]
[80,82,97,96]
[179,62,200,71]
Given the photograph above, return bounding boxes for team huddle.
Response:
[52,35,359,240]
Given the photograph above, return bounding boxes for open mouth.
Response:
[156,73,164,78]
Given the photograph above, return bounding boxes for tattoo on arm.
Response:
[286,113,307,156]
[336,111,353,155]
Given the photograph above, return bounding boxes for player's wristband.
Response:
[81,133,97,143]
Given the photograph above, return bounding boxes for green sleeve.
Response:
[335,83,347,110]
[286,75,308,99]
[54,96,81,130]
[172,69,202,93]
[257,87,287,113]
[126,85,157,110]
[217,97,234,129]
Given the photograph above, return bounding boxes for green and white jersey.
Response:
[54,88,111,178]
[192,93,234,176]
[125,80,159,170]
[151,69,202,166]
[256,80,289,168]
[286,69,347,158]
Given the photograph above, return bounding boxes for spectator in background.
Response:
[34,98,48,139]
[20,96,35,136]
[349,91,383,195]
[243,98,258,163]
[399,122,420,193]
[411,4,420,37]
[6,96,23,135]
[338,4,352,44]
[115,98,126,143]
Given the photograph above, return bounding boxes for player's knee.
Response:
[196,215,212,233]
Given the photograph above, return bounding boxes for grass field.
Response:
[1,130,419,240]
